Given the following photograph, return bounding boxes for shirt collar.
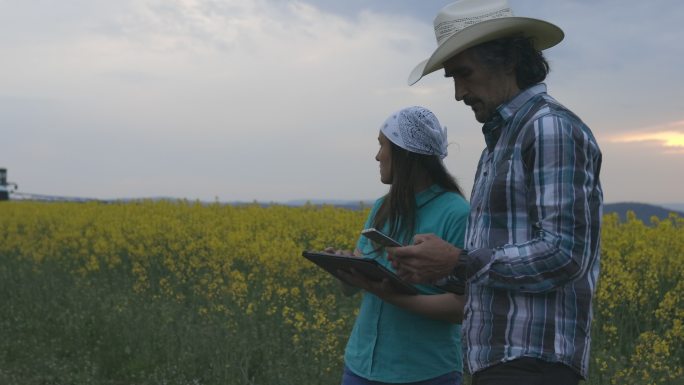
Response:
[416,184,445,208]
[497,83,547,122]
[481,83,547,150]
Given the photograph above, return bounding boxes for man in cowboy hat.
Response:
[389,0,603,384]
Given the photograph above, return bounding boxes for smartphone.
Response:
[361,228,403,247]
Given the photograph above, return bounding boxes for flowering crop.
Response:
[0,202,682,384]
[592,212,684,385]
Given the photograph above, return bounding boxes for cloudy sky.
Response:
[2,0,683,205]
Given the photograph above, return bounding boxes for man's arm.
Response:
[391,114,602,293]
[457,114,603,292]
[387,234,462,284]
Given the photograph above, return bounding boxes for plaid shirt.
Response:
[459,84,603,378]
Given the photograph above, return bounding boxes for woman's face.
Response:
[376,132,392,184]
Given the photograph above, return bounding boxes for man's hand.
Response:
[387,233,462,284]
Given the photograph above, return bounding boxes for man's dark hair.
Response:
[471,35,550,89]
[372,141,464,244]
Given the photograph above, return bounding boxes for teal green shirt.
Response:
[344,185,470,383]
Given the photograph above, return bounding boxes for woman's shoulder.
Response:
[363,195,386,221]
[369,196,385,211]
[372,195,385,205]
[436,190,470,214]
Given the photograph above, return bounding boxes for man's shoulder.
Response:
[517,93,601,153]
[527,93,586,128]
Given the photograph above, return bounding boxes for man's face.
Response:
[443,48,519,123]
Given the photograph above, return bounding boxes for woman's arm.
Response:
[382,291,464,323]
[338,269,464,323]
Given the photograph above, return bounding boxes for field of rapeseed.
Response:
[0,201,682,384]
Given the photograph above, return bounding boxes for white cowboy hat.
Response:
[408,0,564,85]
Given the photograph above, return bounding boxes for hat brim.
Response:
[408,17,564,85]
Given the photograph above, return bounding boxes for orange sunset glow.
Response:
[612,121,684,153]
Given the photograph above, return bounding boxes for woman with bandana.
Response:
[333,106,469,385]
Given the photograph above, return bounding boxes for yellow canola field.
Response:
[0,201,682,384]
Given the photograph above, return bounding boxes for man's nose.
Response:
[453,80,467,101]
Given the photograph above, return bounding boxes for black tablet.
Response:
[301,251,418,295]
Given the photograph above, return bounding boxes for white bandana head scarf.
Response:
[380,106,448,159]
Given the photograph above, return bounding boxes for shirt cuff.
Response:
[457,248,494,279]
[435,248,494,293]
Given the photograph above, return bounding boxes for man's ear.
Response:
[502,52,518,75]
[502,61,516,76]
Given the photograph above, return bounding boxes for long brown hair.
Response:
[372,141,464,243]
[471,35,550,90]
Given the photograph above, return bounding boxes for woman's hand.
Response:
[324,247,363,296]
[323,247,356,257]
[336,268,399,300]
